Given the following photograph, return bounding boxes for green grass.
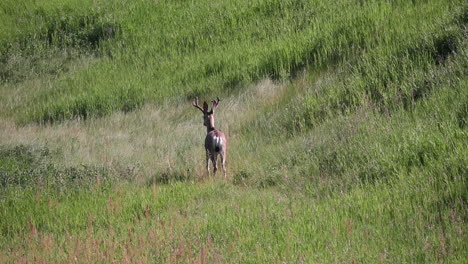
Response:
[0,0,467,262]
[0,0,465,123]
[1,171,466,262]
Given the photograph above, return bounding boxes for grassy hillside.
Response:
[1,0,465,123]
[1,0,467,262]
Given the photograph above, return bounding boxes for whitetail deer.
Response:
[192,97,227,178]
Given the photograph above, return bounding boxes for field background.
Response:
[1,0,467,262]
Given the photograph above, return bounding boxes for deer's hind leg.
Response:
[211,152,218,176]
[220,151,226,179]
[205,149,211,176]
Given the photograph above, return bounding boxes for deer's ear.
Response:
[203,102,209,111]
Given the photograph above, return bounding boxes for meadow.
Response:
[0,0,467,262]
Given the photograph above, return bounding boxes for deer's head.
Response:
[192,97,220,129]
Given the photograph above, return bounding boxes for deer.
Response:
[192,97,227,178]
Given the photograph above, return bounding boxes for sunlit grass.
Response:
[1,0,465,123]
[1,171,466,262]
[0,0,467,262]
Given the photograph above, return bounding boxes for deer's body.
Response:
[206,130,226,154]
[205,129,227,177]
[193,97,227,178]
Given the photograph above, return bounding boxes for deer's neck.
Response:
[206,116,216,133]
[207,127,216,134]
[206,123,216,134]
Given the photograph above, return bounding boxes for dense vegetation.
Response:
[1,0,467,262]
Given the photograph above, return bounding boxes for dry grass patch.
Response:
[0,77,291,183]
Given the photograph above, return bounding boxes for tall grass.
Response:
[0,0,467,262]
[1,0,465,123]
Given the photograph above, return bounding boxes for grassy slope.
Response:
[1,0,467,262]
[1,0,464,123]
